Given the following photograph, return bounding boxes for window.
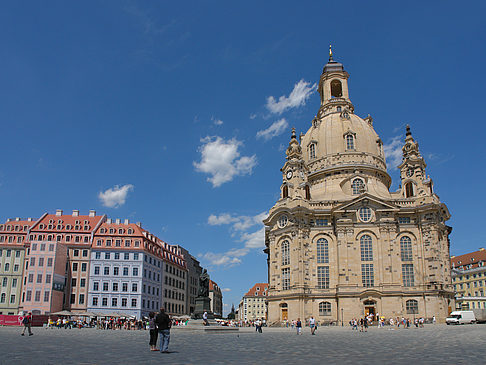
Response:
[133,267,138,276]
[122,298,127,307]
[103,282,108,291]
[93,282,99,291]
[96,240,102,246]
[317,238,329,264]
[123,267,129,276]
[346,134,355,150]
[92,297,98,306]
[113,283,118,291]
[305,185,311,200]
[405,182,414,198]
[361,264,374,287]
[37,274,42,284]
[35,291,41,302]
[14,264,19,272]
[133,253,139,260]
[74,249,79,257]
[317,266,329,289]
[400,236,413,261]
[282,268,290,290]
[309,143,316,159]
[115,239,121,247]
[131,298,137,307]
[402,264,414,287]
[106,240,112,247]
[2,277,7,286]
[73,263,78,272]
[94,266,100,275]
[282,185,288,199]
[352,179,365,195]
[125,240,131,247]
[113,267,119,276]
[47,258,53,267]
[102,298,108,306]
[278,215,288,228]
[122,283,128,292]
[359,207,372,222]
[82,250,88,257]
[281,240,290,266]
[28,273,33,283]
[45,274,51,283]
[30,257,35,266]
[12,278,17,288]
[398,217,411,224]
[105,253,110,259]
[71,278,77,287]
[81,263,87,272]
[124,253,129,260]
[26,290,32,301]
[79,294,85,304]
[80,278,86,288]
[4,263,9,272]
[104,267,110,275]
[315,219,328,226]
[319,302,331,316]
[360,235,373,261]
[330,79,342,98]
[132,283,138,292]
[406,299,418,314]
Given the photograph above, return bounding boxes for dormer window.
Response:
[351,178,365,195]
[346,134,355,150]
[309,143,316,159]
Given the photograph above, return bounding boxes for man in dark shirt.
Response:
[155,308,171,353]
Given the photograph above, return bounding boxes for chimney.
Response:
[28,218,32,222]
[480,248,485,251]
[6,218,11,222]
[89,210,96,217]
[56,210,63,216]
[136,222,142,228]
[15,217,20,221]
[106,218,112,224]
[124,219,129,225]
[115,219,121,224]
[72,210,79,217]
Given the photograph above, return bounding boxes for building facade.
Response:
[209,280,223,318]
[0,210,202,318]
[264,53,454,325]
[178,246,202,315]
[238,283,268,322]
[451,249,486,310]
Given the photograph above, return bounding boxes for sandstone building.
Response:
[451,249,486,310]
[263,52,454,324]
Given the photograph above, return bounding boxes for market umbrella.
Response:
[51,310,74,316]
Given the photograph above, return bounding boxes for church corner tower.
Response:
[264,50,454,325]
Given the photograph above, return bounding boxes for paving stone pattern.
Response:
[1,325,485,364]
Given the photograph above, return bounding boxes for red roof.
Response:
[451,248,486,270]
[209,280,221,292]
[31,213,104,233]
[244,283,268,297]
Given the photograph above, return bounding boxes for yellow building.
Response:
[451,249,486,310]
[264,52,454,325]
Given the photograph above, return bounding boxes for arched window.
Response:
[406,299,418,314]
[282,185,288,199]
[319,302,331,316]
[345,134,355,150]
[352,179,365,195]
[330,80,342,98]
[400,236,413,261]
[360,235,373,261]
[317,238,329,264]
[305,185,311,200]
[405,182,414,198]
[309,144,316,159]
[281,240,290,266]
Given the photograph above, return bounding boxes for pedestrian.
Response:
[309,316,316,335]
[148,312,159,351]
[155,308,171,353]
[255,318,263,333]
[432,316,436,324]
[202,311,209,326]
[363,317,368,332]
[21,312,33,336]
[296,318,302,335]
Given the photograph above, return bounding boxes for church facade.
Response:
[263,53,454,324]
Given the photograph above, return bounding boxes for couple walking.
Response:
[148,308,172,353]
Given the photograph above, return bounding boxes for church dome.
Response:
[301,112,386,173]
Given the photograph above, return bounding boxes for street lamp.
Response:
[341,308,344,327]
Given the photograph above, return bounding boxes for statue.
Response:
[198,269,210,297]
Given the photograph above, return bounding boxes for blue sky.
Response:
[0,1,485,314]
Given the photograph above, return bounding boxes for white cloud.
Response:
[202,212,267,267]
[222,288,231,292]
[266,79,317,114]
[211,116,223,126]
[194,136,257,187]
[383,136,403,169]
[249,113,257,120]
[256,118,288,141]
[98,184,134,208]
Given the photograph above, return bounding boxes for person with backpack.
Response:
[21,312,33,336]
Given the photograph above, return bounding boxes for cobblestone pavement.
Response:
[1,324,486,364]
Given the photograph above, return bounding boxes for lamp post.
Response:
[341,308,344,327]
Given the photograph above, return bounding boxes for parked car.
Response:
[446,311,476,325]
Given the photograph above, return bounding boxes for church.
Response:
[263,50,454,324]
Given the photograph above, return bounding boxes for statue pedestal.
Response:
[192,297,214,319]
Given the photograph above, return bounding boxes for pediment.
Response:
[333,194,399,213]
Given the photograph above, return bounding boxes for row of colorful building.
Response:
[0,210,222,319]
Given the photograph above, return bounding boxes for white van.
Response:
[446,311,476,325]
